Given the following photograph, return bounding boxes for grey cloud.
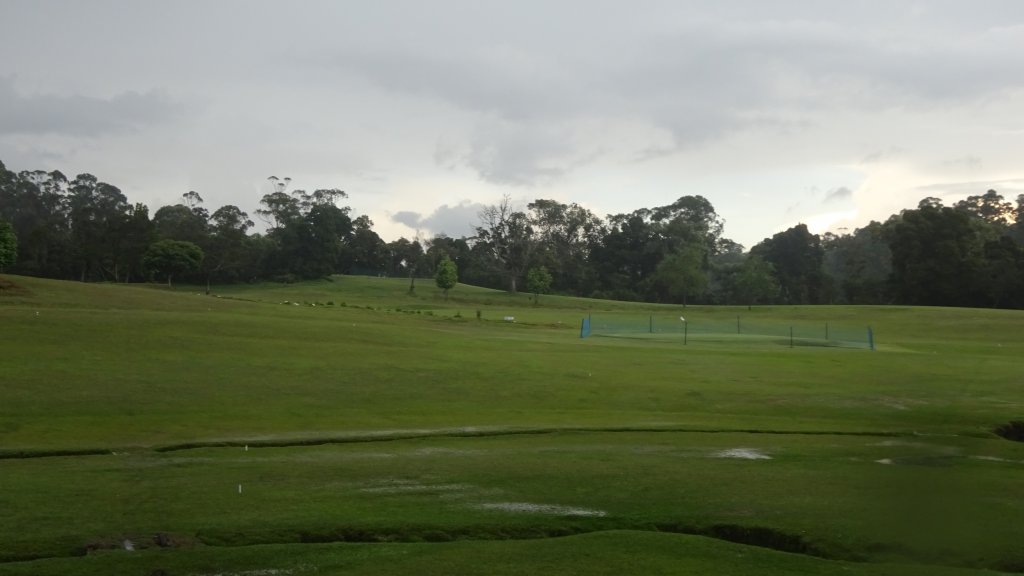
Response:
[391,201,486,239]
[423,202,486,238]
[0,77,179,137]
[333,5,1024,186]
[861,147,905,164]
[614,16,1024,143]
[824,186,853,203]
[940,156,983,171]
[462,122,575,186]
[391,211,423,229]
[332,40,586,125]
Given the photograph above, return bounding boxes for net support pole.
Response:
[868,326,875,351]
[737,315,740,334]
[649,315,653,333]
[790,327,794,348]
[684,321,688,345]
[826,322,829,341]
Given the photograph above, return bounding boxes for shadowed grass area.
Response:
[0,531,1011,576]
[2,274,1023,573]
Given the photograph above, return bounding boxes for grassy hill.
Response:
[1,274,1022,574]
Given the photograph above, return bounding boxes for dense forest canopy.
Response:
[3,159,1024,309]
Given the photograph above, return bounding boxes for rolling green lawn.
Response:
[1,274,1023,575]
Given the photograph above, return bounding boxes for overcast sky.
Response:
[1,1,1022,248]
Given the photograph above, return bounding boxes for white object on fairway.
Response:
[238,484,242,494]
[679,316,685,322]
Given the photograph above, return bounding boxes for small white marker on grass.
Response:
[238,484,243,494]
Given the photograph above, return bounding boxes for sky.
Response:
[1,0,1023,249]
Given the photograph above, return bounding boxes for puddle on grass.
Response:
[970,455,1015,463]
[411,447,483,457]
[360,480,474,494]
[713,448,772,460]
[476,501,608,517]
[191,565,299,569]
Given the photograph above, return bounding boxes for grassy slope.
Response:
[1,274,1023,574]
[3,275,1021,449]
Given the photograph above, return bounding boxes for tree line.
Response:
[2,158,1023,309]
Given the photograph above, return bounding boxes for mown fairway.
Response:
[1,274,1023,575]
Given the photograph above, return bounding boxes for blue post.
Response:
[580,317,591,338]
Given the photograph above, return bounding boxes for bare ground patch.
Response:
[0,277,31,297]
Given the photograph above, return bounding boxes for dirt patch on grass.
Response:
[0,277,31,297]
[85,532,200,554]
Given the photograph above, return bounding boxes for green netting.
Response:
[580,314,873,350]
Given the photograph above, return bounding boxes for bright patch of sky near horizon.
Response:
[1,0,1022,249]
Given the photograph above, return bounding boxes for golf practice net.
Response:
[580,314,874,350]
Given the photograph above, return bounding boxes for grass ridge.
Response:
[0,426,912,460]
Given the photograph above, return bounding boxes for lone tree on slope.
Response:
[526,265,552,304]
[435,255,458,301]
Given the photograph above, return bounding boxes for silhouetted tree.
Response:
[750,224,824,304]
[143,239,203,288]
[0,219,16,272]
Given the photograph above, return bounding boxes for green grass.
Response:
[2,531,1006,576]
[2,274,1023,574]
